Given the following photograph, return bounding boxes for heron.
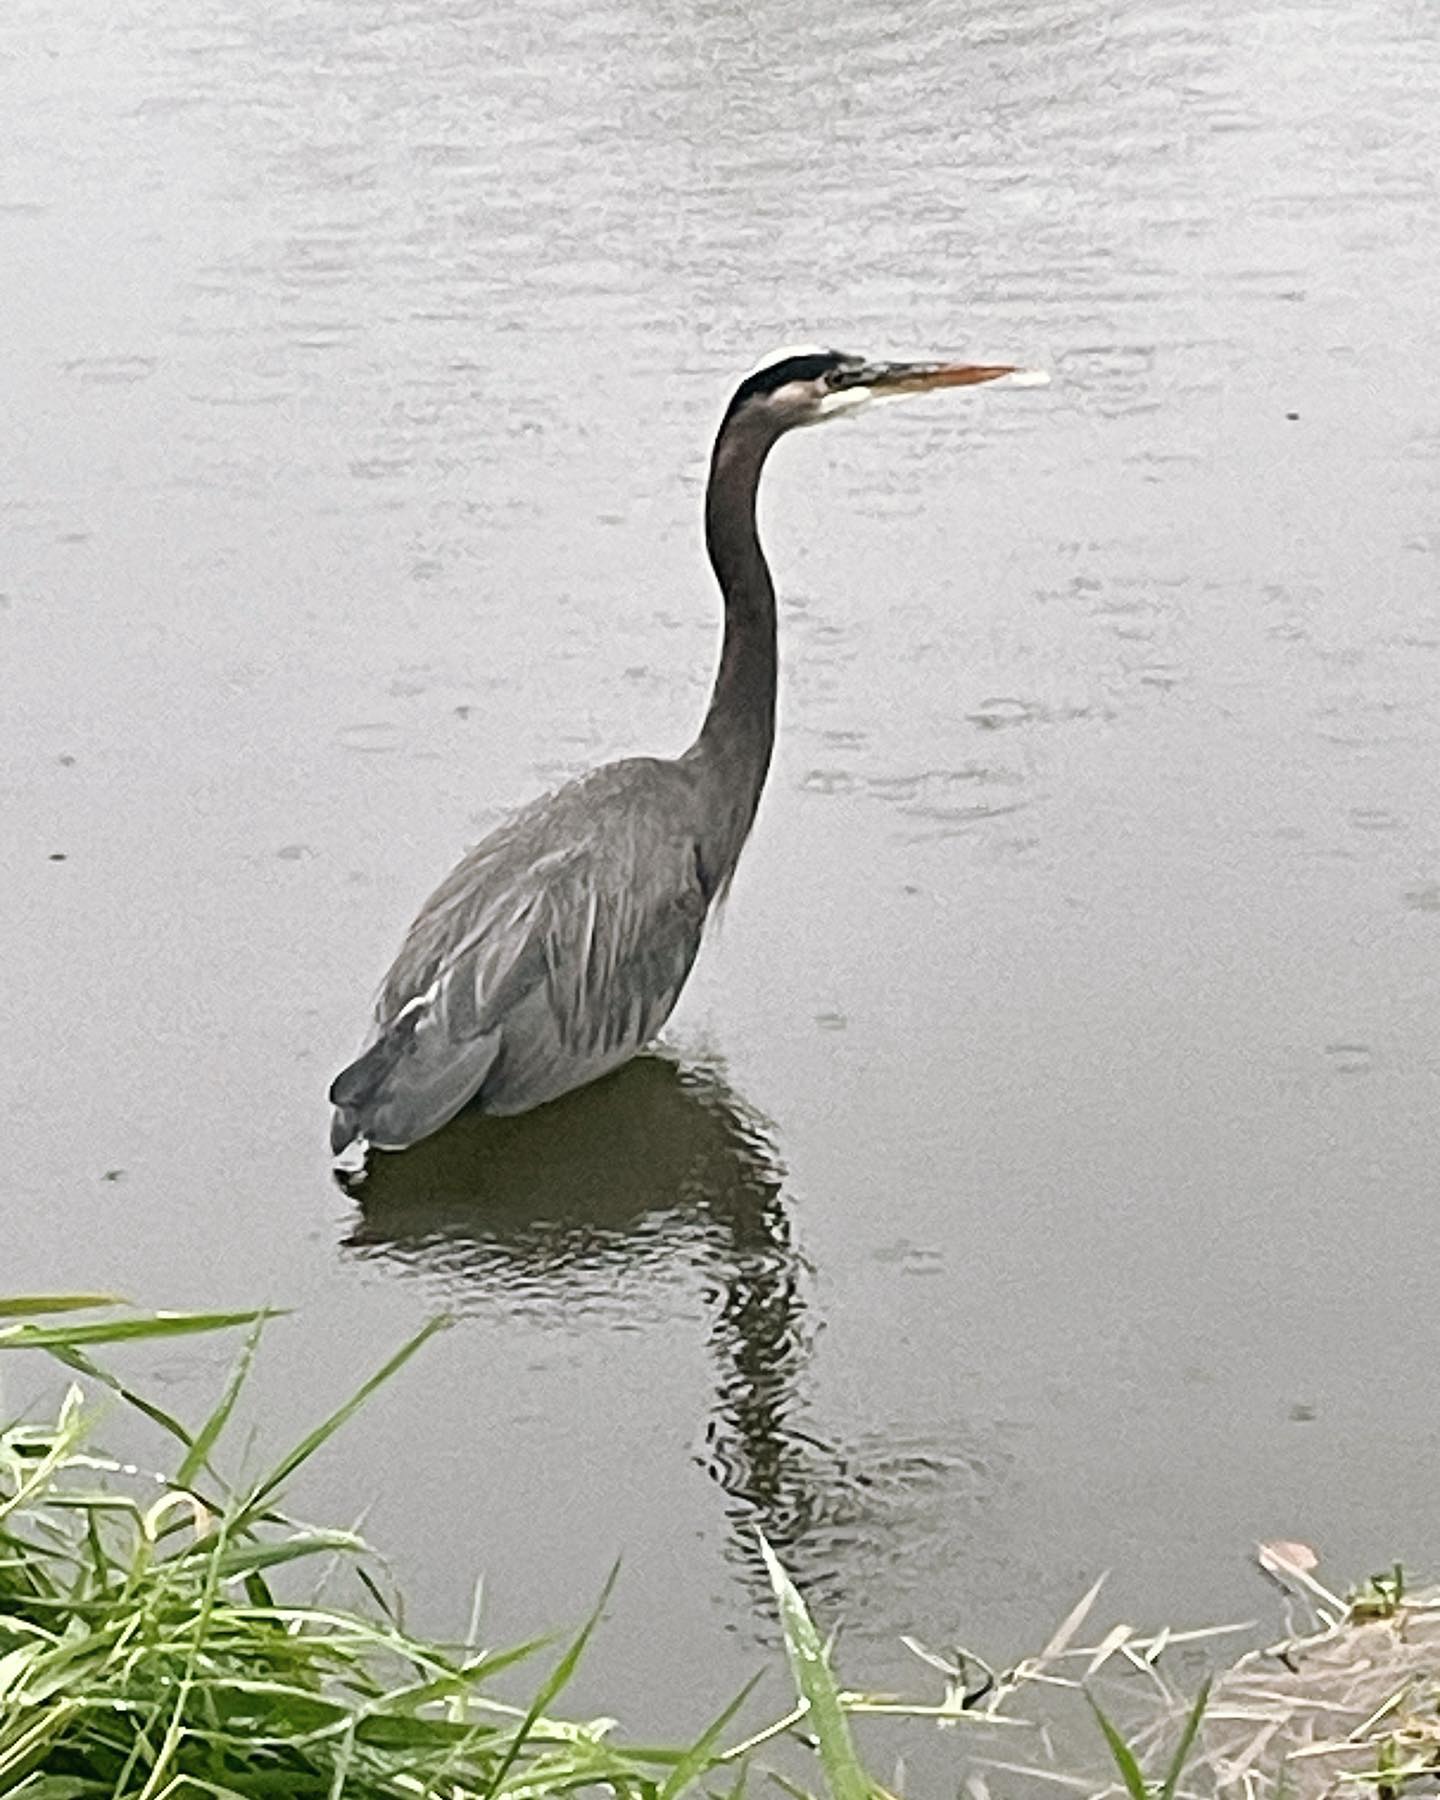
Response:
[330,346,1043,1166]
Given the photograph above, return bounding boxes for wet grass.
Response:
[3,1297,1436,1799]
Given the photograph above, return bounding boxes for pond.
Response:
[5,0,1440,1745]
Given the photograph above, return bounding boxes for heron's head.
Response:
[721,345,1047,438]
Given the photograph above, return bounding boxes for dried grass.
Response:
[887,1554,1440,1800]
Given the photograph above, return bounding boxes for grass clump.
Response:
[0,1296,749,1798]
[0,1294,909,1800]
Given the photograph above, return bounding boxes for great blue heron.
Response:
[331,346,1043,1165]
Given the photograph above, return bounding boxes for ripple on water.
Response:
[336,721,406,754]
[1133,662,1185,690]
[966,695,1106,729]
[1324,1042,1373,1076]
[800,769,857,797]
[1054,343,1160,415]
[60,354,156,385]
[801,764,1029,835]
[969,696,1038,729]
[871,1238,946,1277]
[720,1424,1014,1633]
[882,767,1024,822]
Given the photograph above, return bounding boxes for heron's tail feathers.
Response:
[328,1008,500,1157]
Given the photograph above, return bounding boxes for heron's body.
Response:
[334,757,728,1147]
[330,347,1040,1162]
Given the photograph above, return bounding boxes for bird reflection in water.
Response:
[340,1051,836,1598]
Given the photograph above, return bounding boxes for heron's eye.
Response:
[822,368,848,391]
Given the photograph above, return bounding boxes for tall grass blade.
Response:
[657,1674,762,1800]
[212,1529,368,1578]
[0,1294,124,1318]
[480,1561,620,1800]
[1084,1691,1149,1800]
[757,1532,874,1800]
[717,1755,752,1800]
[0,1698,82,1787]
[45,1341,197,1450]
[176,1315,265,1489]
[0,1308,275,1348]
[1158,1678,1211,1800]
[233,1314,450,1528]
[768,1773,818,1800]
[1085,1674,1208,1800]
[371,1636,555,1715]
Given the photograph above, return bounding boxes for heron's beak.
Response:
[861,360,1049,397]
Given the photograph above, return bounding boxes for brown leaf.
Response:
[1257,1539,1319,1577]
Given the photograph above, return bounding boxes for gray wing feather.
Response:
[330,761,709,1151]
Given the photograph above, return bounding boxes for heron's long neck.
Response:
[684,419,781,891]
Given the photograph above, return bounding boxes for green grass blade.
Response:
[0,1698,83,1786]
[327,1717,358,1800]
[1159,1678,1211,1800]
[480,1562,619,1800]
[369,1636,555,1715]
[0,1408,91,1526]
[176,1317,264,1489]
[212,1530,369,1579]
[232,1315,450,1529]
[9,1777,99,1800]
[767,1772,818,1800]
[716,1755,752,1800]
[241,1569,275,1608]
[45,1343,197,1450]
[0,1309,275,1349]
[0,1294,125,1318]
[1085,1690,1150,1800]
[756,1533,873,1800]
[658,1673,763,1800]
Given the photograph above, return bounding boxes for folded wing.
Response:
[330,762,710,1153]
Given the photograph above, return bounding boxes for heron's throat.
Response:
[687,420,782,880]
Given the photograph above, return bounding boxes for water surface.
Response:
[5,0,1440,1743]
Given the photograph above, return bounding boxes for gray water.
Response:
[5,0,1440,1746]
